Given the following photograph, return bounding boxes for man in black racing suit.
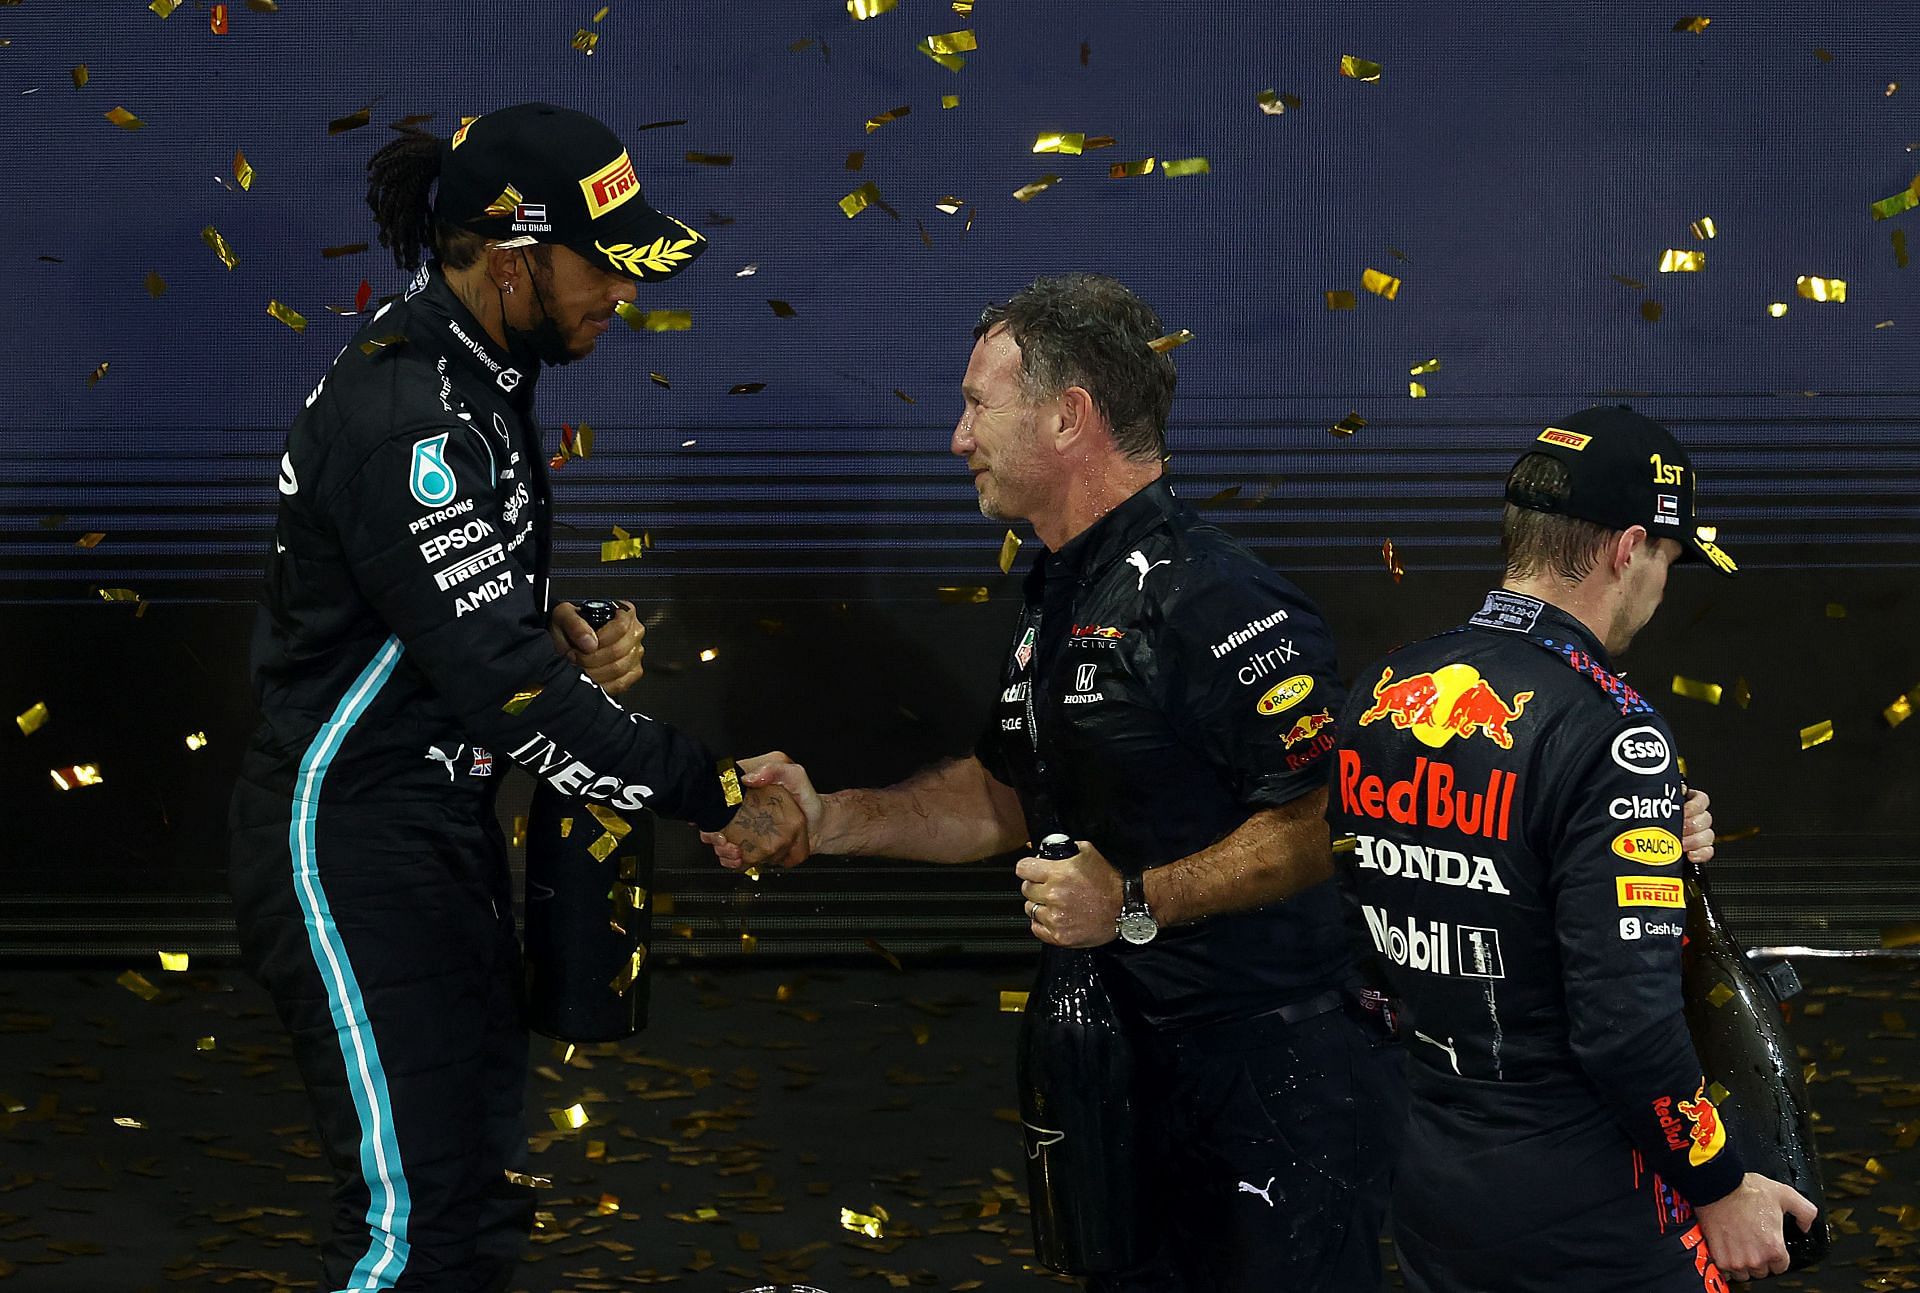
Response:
[706,274,1407,1291]
[1328,405,1816,1290]
[228,104,801,1292]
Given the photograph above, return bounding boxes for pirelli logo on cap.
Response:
[581,150,641,219]
[1616,876,1685,909]
[1538,427,1592,450]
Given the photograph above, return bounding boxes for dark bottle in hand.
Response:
[1680,858,1830,1268]
[524,598,655,1042]
[1017,833,1143,1275]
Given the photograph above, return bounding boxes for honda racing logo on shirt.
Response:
[1076,663,1098,693]
[1361,905,1505,978]
[1351,833,1510,895]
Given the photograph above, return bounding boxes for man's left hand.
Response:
[1682,787,1715,864]
[550,601,646,698]
[1016,840,1123,948]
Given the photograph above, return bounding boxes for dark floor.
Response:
[0,959,1914,1293]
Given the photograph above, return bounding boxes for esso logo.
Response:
[1610,725,1671,775]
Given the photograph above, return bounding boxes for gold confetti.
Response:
[1896,229,1910,268]
[15,703,48,736]
[196,1036,216,1051]
[999,991,1028,1013]
[483,184,522,218]
[1885,692,1914,728]
[1796,275,1846,302]
[97,588,140,603]
[1708,981,1735,1007]
[1671,676,1723,704]
[865,104,911,132]
[1767,302,1789,317]
[571,28,599,54]
[1256,89,1303,115]
[1325,290,1357,311]
[76,532,105,548]
[233,148,254,191]
[113,1117,146,1129]
[1659,249,1706,273]
[502,687,542,715]
[639,309,692,331]
[1410,357,1441,375]
[1731,677,1752,709]
[741,932,758,953]
[1884,922,1920,949]
[1339,54,1382,82]
[549,1103,590,1131]
[998,530,1021,574]
[1689,216,1716,239]
[1149,328,1193,352]
[848,0,896,16]
[51,764,104,790]
[840,180,884,218]
[1362,268,1401,299]
[1085,135,1117,149]
[1870,188,1918,221]
[592,4,609,19]
[267,300,308,332]
[201,225,239,271]
[1330,411,1367,437]
[1673,15,1711,33]
[918,39,967,70]
[1033,132,1085,155]
[184,731,209,751]
[1640,300,1664,323]
[510,816,527,848]
[942,94,960,108]
[1109,157,1156,178]
[586,832,618,863]
[698,648,719,663]
[245,0,277,10]
[327,106,372,135]
[87,361,109,387]
[937,586,989,604]
[650,372,671,388]
[840,1207,886,1239]
[71,64,88,89]
[924,28,976,54]
[1814,47,1833,63]
[768,299,797,318]
[1799,719,1834,749]
[1382,538,1404,582]
[116,969,159,1001]
[1825,601,1846,618]
[358,333,407,357]
[143,270,167,298]
[1707,1081,1730,1106]
[322,242,369,259]
[602,524,644,563]
[1409,382,1427,399]
[1161,157,1210,178]
[1612,274,1648,290]
[1012,174,1062,202]
[684,151,732,166]
[934,195,965,214]
[104,106,145,130]
[729,381,766,394]
[158,952,190,972]
[148,0,180,15]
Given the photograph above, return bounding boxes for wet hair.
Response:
[1501,453,1619,583]
[974,274,1176,461]
[364,128,521,273]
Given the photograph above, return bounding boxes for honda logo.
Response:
[1076,663,1097,692]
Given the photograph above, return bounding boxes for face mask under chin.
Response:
[507,313,578,368]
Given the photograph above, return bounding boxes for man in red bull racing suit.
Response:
[1328,405,1816,1290]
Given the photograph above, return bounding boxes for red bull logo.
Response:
[1677,1086,1727,1167]
[1338,751,1519,841]
[1282,709,1334,749]
[1358,664,1532,750]
[1070,624,1125,640]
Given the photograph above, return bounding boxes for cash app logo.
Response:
[409,433,457,507]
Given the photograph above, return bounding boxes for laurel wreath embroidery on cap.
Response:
[595,235,702,278]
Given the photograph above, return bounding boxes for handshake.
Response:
[704,753,822,871]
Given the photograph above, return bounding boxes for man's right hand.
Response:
[704,752,824,870]
[1695,1172,1819,1281]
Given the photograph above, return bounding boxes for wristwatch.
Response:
[1117,872,1159,946]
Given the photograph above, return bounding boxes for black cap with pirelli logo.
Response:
[1506,405,1737,577]
[434,102,707,283]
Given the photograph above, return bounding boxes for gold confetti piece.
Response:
[1796,275,1846,302]
[113,1116,146,1129]
[245,0,277,10]
[893,388,915,402]
[925,28,976,54]
[840,180,884,218]
[1731,676,1751,709]
[1410,357,1442,375]
[483,184,522,218]
[1325,290,1357,310]
[327,106,372,135]
[1382,538,1405,583]
[1871,188,1918,220]
[267,300,308,332]
[998,530,1021,574]
[1033,132,1085,155]
[148,0,180,15]
[1362,268,1401,299]
[117,970,159,1001]
[510,816,526,848]
[729,381,766,394]
[684,150,732,166]
[1612,274,1647,290]
[550,1103,590,1131]
[639,309,692,332]
[1813,47,1833,62]
[585,804,632,840]
[1012,174,1062,202]
[697,648,719,663]
[1707,1081,1730,1105]
[232,148,254,191]
[322,242,368,259]
[201,225,239,271]
[184,731,209,751]
[1085,135,1117,149]
[595,1192,621,1215]
[15,703,48,736]
[71,64,88,89]
[767,299,797,319]
[918,39,967,70]
[848,0,896,16]
[1767,301,1789,317]
[1339,54,1382,82]
[1896,228,1911,268]
[1866,1157,1891,1178]
[571,28,599,54]
[140,269,168,299]
[1708,981,1736,1008]
[1149,328,1193,353]
[1673,15,1711,32]
[87,361,109,387]
[98,587,140,603]
[1659,249,1706,273]
[999,991,1028,1012]
[592,4,609,19]
[1799,719,1835,749]
[937,586,989,604]
[358,333,407,358]
[1824,601,1847,618]
[196,1036,216,1051]
[76,532,105,548]
[1885,922,1920,949]
[844,149,866,171]
[840,1207,886,1238]
[1885,692,1914,728]
[1640,300,1664,323]
[1672,675,1723,704]
[865,104,911,133]
[1257,88,1303,115]
[740,932,759,953]
[586,832,619,863]
[1689,216,1716,239]
[105,106,145,130]
[51,763,104,790]
[942,94,960,108]
[602,530,645,563]
[935,194,965,214]
[158,952,190,972]
[1161,157,1211,178]
[1409,382,1427,399]
[502,687,543,715]
[1330,410,1367,437]
[1109,157,1156,178]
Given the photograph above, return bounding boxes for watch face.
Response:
[1118,911,1157,945]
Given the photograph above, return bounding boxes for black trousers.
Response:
[229,780,533,1293]
[1089,1000,1410,1293]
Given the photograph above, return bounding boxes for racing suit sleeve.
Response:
[1546,714,1746,1205]
[1163,559,1346,809]
[331,417,738,831]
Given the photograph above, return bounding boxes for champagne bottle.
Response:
[524,599,655,1042]
[1017,834,1143,1275]
[1679,858,1830,1267]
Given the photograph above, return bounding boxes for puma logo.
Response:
[1125,550,1170,589]
[425,744,464,782]
[1415,1029,1462,1075]
[1023,1121,1065,1160]
[1237,1176,1277,1207]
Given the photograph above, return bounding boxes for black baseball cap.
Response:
[1506,405,1737,576]
[434,102,707,283]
